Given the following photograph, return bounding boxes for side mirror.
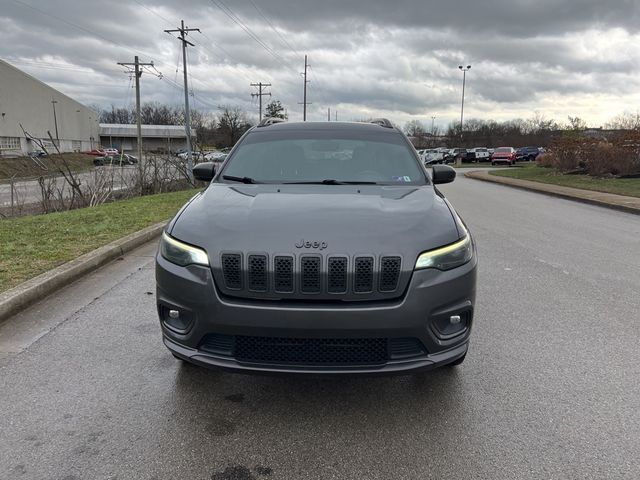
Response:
[432,164,456,185]
[193,162,216,182]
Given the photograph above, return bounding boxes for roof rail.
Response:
[369,118,394,128]
[257,117,286,127]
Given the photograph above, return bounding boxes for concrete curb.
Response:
[464,170,640,215]
[0,222,166,323]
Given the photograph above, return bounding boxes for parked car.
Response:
[444,148,468,163]
[204,151,228,162]
[467,147,490,162]
[422,149,446,165]
[491,147,517,166]
[156,119,477,375]
[516,146,542,161]
[103,148,119,155]
[178,151,204,160]
[93,155,136,166]
[83,149,107,156]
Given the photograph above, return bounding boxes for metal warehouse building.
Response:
[99,124,194,153]
[0,59,100,157]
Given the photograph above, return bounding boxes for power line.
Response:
[209,0,295,72]
[248,0,303,62]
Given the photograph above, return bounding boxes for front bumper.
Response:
[155,254,477,375]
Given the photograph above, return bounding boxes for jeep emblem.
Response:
[295,239,328,250]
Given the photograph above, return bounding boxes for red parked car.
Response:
[491,147,517,166]
[82,149,107,156]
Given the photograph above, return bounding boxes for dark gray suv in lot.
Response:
[156,119,477,374]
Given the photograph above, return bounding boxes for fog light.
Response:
[432,311,470,340]
[159,304,194,333]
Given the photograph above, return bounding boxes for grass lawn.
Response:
[0,153,95,180]
[490,166,640,198]
[0,188,200,293]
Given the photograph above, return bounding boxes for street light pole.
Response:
[51,98,59,146]
[431,115,436,134]
[458,65,471,144]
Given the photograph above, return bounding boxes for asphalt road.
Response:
[1,174,639,479]
[0,166,138,208]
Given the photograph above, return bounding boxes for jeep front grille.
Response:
[217,254,403,298]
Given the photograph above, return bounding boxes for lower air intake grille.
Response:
[199,334,234,356]
[221,254,242,290]
[235,336,388,365]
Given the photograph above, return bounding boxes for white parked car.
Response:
[468,147,490,162]
[204,151,228,162]
[103,148,119,155]
[422,149,446,165]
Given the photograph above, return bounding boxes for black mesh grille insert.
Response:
[221,254,242,289]
[199,334,234,356]
[248,255,267,291]
[300,256,321,293]
[354,257,374,293]
[274,256,294,293]
[379,256,401,292]
[327,257,348,293]
[388,338,426,359]
[235,336,388,365]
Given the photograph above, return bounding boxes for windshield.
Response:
[219,129,428,185]
[495,147,512,153]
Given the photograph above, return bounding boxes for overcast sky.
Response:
[2,0,639,129]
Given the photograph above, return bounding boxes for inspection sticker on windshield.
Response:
[392,176,411,182]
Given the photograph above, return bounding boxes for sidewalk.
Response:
[465,170,640,215]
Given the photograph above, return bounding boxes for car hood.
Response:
[171,183,459,259]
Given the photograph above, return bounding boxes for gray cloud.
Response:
[2,0,639,128]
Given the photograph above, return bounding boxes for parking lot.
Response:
[1,174,638,479]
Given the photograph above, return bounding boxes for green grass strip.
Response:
[0,189,200,292]
[490,166,640,198]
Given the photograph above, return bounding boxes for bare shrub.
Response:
[535,152,556,168]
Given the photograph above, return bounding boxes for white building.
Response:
[0,59,100,157]
[99,123,194,153]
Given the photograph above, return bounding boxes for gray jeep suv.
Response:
[156,119,477,374]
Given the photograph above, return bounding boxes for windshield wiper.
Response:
[284,179,379,185]
[222,175,260,184]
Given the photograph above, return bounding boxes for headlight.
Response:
[415,235,473,271]
[160,232,209,267]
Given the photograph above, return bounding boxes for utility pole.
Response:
[165,20,200,181]
[117,56,154,184]
[458,65,471,144]
[327,108,330,121]
[335,110,337,121]
[298,55,311,121]
[51,99,59,145]
[431,115,436,134]
[251,82,272,121]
